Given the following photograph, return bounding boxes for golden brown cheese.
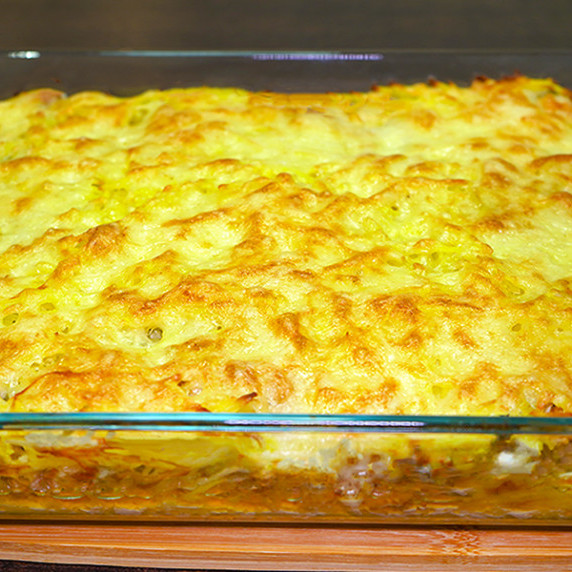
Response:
[0,76,572,416]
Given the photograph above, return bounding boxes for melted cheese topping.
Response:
[1,77,572,415]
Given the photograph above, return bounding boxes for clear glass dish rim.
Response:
[0,412,570,434]
[4,48,572,59]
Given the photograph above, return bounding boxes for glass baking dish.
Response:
[1,412,572,525]
[1,50,572,526]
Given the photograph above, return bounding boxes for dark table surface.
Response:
[2,0,572,53]
[2,0,572,570]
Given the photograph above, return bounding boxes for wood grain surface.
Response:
[0,523,571,571]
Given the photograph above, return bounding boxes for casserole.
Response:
[1,50,572,525]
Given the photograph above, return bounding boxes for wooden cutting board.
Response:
[0,522,571,571]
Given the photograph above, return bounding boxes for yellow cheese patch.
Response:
[0,77,571,416]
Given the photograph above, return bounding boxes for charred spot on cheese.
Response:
[0,76,571,416]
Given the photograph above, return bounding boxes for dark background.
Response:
[1,0,572,52]
[1,1,572,571]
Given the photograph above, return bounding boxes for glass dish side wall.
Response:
[1,425,571,524]
[2,51,572,98]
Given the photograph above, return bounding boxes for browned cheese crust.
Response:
[0,77,571,415]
